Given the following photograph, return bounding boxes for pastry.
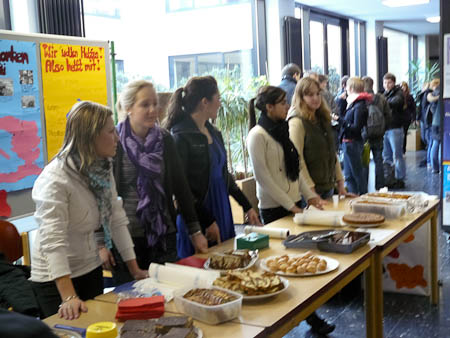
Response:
[343,212,385,225]
[155,316,193,335]
[183,288,237,305]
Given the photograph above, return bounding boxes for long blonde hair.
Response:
[292,77,331,124]
[116,80,156,122]
[56,101,112,175]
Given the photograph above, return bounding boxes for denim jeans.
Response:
[420,121,430,148]
[342,140,368,194]
[369,138,384,189]
[383,128,406,180]
[431,140,441,172]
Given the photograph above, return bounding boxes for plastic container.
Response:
[86,322,118,338]
[174,287,242,325]
[350,199,406,219]
[283,230,370,254]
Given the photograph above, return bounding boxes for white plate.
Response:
[260,254,339,277]
[242,277,289,300]
[204,251,258,272]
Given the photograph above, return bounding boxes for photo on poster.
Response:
[21,95,35,108]
[19,70,34,85]
[0,78,14,96]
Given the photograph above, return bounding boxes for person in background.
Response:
[417,82,432,167]
[400,81,415,154]
[335,75,350,119]
[427,80,441,174]
[247,85,334,335]
[0,308,57,338]
[318,74,340,150]
[363,76,391,190]
[164,76,261,258]
[304,70,319,82]
[340,77,369,195]
[382,72,406,189]
[30,101,147,320]
[279,63,302,106]
[288,77,347,199]
[99,80,208,285]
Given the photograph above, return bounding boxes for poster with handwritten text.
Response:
[0,40,44,192]
[40,43,107,160]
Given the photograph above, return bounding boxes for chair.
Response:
[0,220,30,265]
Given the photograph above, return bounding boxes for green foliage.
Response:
[212,67,268,177]
[408,60,440,100]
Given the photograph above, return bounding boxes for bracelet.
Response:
[189,230,202,238]
[59,295,79,307]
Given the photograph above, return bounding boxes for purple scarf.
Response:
[117,118,166,248]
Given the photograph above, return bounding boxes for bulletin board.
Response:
[0,30,111,218]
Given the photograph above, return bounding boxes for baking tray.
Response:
[282,230,370,254]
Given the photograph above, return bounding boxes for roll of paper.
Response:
[293,209,346,227]
[148,263,219,289]
[244,226,290,239]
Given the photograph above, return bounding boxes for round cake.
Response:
[343,212,385,225]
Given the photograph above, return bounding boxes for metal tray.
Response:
[282,230,370,254]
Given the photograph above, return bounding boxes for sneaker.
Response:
[394,180,405,189]
[432,170,440,174]
[419,160,427,167]
[306,312,336,335]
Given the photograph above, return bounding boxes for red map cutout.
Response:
[0,116,42,182]
[0,190,11,217]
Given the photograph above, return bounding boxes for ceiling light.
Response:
[426,16,440,23]
[382,0,429,7]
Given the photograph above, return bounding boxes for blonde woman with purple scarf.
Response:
[99,80,208,284]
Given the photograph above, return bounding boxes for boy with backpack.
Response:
[362,76,392,190]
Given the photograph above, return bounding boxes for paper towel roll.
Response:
[244,226,290,239]
[293,209,346,227]
[148,263,218,289]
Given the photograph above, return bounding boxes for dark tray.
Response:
[282,230,370,254]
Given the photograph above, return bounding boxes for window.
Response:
[169,50,253,88]
[310,20,325,74]
[383,28,410,84]
[84,0,257,92]
[166,0,247,12]
[84,0,120,18]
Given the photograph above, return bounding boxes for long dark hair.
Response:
[248,86,287,130]
[164,75,219,130]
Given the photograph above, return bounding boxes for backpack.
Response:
[365,94,385,139]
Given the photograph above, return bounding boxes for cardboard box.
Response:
[406,127,422,151]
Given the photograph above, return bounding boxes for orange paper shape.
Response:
[404,234,415,243]
[387,263,427,289]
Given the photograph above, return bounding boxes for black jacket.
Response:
[340,93,370,142]
[113,128,201,235]
[383,85,405,130]
[278,76,297,105]
[0,253,39,316]
[171,116,252,231]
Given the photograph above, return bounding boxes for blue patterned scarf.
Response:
[117,118,166,248]
[72,154,113,249]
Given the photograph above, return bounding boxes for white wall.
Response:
[365,19,384,91]
[265,0,295,84]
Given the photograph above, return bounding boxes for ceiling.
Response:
[296,0,440,35]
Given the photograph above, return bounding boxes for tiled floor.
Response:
[282,150,445,338]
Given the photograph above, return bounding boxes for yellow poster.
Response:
[40,43,107,160]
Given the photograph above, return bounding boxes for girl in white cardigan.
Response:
[246,86,334,334]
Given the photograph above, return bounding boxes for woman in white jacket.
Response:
[30,101,147,320]
[246,86,333,334]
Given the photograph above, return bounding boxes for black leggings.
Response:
[259,200,303,225]
[31,266,103,319]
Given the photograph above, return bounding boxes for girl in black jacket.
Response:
[164,76,260,258]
